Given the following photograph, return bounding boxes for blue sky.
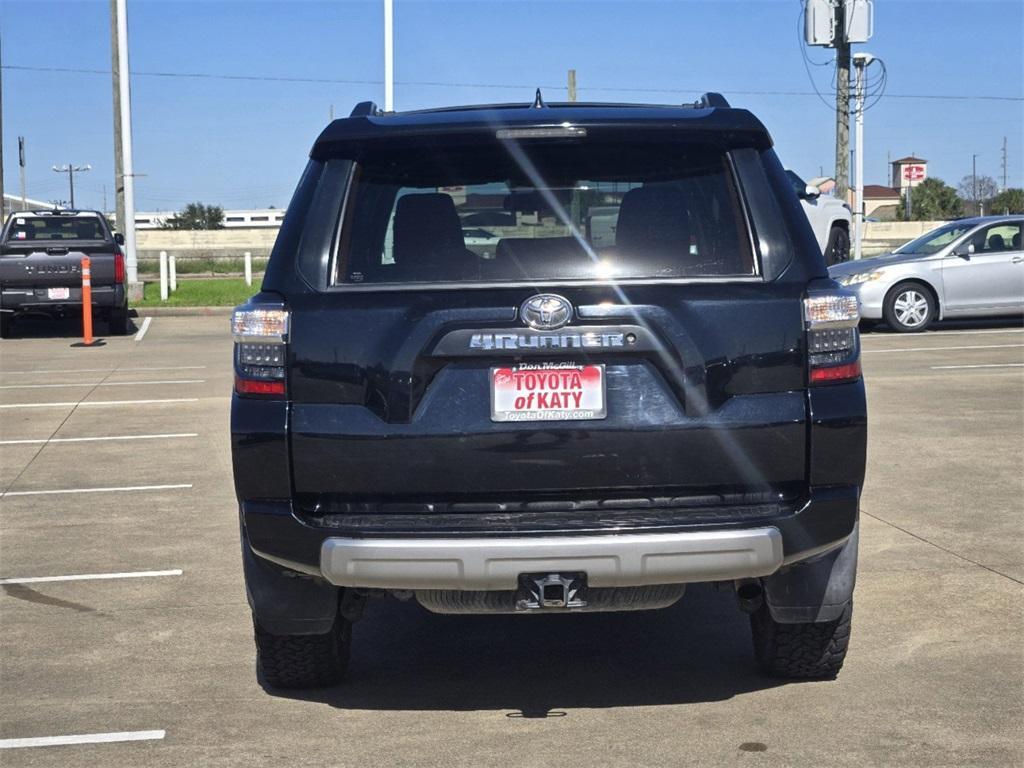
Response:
[2,0,1022,212]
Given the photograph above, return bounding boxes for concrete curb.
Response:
[132,306,235,317]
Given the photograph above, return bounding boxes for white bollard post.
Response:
[169,255,177,293]
[244,251,253,287]
[159,250,169,301]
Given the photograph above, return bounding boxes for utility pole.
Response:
[383,0,394,111]
[52,164,92,209]
[110,0,126,234]
[567,69,577,102]
[972,153,979,216]
[0,36,5,223]
[1001,137,1008,191]
[834,0,851,200]
[18,137,26,209]
[116,0,139,284]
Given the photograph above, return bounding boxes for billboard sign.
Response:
[902,165,926,182]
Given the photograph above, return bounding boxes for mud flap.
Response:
[241,531,339,636]
[763,521,858,623]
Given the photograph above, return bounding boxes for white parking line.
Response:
[864,328,1023,339]
[0,730,166,750]
[0,569,182,585]
[0,398,199,409]
[0,365,206,375]
[1,483,192,498]
[862,343,1024,354]
[0,433,198,446]
[930,363,1024,370]
[0,379,205,390]
[134,316,152,341]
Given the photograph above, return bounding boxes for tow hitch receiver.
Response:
[516,572,588,611]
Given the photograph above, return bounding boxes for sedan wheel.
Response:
[884,283,936,332]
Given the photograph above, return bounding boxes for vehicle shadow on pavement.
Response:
[264,584,794,712]
[0,314,136,340]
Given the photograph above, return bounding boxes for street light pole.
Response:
[52,164,92,209]
[383,0,394,111]
[852,54,869,261]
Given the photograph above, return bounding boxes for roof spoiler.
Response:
[695,92,730,109]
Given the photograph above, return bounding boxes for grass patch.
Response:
[134,278,257,307]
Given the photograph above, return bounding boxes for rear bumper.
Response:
[1,285,125,312]
[319,528,784,590]
[241,485,859,588]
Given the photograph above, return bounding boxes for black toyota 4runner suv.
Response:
[231,94,867,689]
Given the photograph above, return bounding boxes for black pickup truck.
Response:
[231,94,867,689]
[0,210,130,338]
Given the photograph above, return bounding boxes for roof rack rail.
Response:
[696,92,730,109]
[350,101,381,118]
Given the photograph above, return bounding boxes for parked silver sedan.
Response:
[829,216,1024,332]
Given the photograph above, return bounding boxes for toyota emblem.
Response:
[520,294,573,330]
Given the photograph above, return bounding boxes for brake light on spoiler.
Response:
[804,292,861,386]
[232,306,289,398]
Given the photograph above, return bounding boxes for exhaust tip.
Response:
[735,580,764,614]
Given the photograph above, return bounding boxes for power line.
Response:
[2,63,1021,102]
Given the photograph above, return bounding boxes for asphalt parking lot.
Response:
[1,315,1022,767]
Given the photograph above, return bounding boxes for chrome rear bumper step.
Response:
[319,528,784,590]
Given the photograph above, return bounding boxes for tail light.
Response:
[804,292,861,385]
[232,305,289,398]
[113,251,126,284]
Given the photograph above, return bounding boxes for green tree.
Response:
[161,202,225,230]
[988,188,1024,215]
[896,178,963,221]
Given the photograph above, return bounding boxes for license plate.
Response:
[47,287,70,300]
[490,363,606,422]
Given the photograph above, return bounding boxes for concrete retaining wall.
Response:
[134,221,949,263]
[861,220,945,256]
[136,228,278,262]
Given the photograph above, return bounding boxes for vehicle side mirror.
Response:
[954,242,975,258]
[114,233,125,245]
[801,184,821,200]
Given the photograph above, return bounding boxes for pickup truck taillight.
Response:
[804,293,861,386]
[232,306,289,398]
[113,251,126,283]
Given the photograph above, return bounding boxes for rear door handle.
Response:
[1012,256,1023,264]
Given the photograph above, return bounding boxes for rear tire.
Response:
[883,281,936,332]
[750,601,852,679]
[0,313,10,339]
[824,226,850,266]
[254,614,351,689]
[108,306,130,336]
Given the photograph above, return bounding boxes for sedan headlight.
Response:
[837,270,885,287]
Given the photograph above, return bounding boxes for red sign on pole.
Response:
[902,164,926,182]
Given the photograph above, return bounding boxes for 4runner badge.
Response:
[520,294,572,330]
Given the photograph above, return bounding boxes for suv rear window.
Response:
[5,216,107,242]
[333,140,755,285]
